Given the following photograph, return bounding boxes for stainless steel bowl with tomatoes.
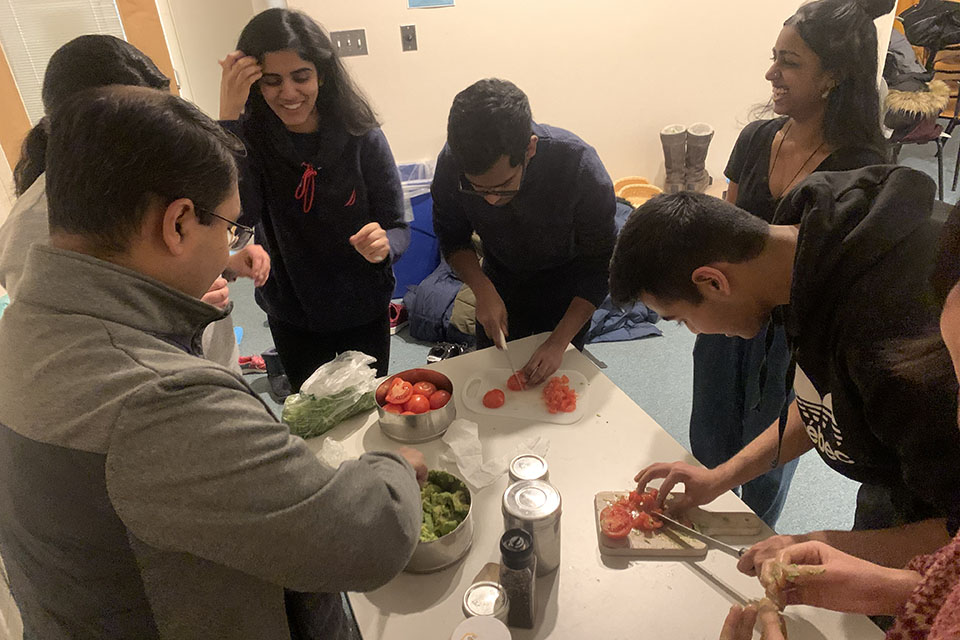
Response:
[375,368,456,443]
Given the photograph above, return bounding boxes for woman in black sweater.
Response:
[219,8,410,390]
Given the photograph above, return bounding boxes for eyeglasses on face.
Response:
[194,206,254,250]
[458,162,526,199]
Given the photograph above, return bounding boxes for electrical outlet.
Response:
[400,25,417,52]
[330,29,368,57]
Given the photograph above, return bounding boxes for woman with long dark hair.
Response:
[219,8,410,391]
[0,35,269,373]
[689,0,893,527]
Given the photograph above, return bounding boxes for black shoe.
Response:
[261,348,292,402]
[427,342,467,364]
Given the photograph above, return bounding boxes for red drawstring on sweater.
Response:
[295,163,317,213]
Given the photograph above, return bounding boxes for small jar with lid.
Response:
[499,528,536,629]
[508,454,549,483]
[462,581,510,624]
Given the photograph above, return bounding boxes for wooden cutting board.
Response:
[594,492,763,558]
[460,368,588,425]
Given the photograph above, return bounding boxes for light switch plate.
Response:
[330,29,368,57]
[400,25,417,52]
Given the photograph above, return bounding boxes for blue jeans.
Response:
[690,325,798,527]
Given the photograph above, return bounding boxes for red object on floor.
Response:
[389,302,408,335]
[238,355,266,372]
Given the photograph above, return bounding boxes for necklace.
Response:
[769,120,827,200]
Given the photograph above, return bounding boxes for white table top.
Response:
[306,334,883,640]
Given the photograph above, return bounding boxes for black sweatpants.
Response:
[268,313,390,393]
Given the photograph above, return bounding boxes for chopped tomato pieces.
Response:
[543,375,577,413]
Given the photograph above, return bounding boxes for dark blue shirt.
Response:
[431,123,616,307]
[222,116,409,332]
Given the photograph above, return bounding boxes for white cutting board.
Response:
[459,368,588,425]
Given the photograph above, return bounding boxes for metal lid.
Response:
[502,480,561,521]
[462,581,509,618]
[508,453,548,482]
[450,615,512,640]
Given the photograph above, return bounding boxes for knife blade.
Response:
[496,328,524,389]
[657,513,748,558]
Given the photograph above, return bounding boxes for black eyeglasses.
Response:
[195,206,254,250]
[458,163,526,200]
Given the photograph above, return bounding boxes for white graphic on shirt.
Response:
[793,366,855,465]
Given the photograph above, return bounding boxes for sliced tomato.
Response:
[633,511,663,531]
[401,411,416,415]
[506,372,528,391]
[383,403,403,414]
[428,389,451,410]
[412,381,437,396]
[600,504,633,539]
[404,394,431,414]
[482,388,506,409]
[385,378,413,404]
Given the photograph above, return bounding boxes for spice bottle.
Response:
[499,528,536,629]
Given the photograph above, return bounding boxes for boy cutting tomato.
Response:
[431,79,616,384]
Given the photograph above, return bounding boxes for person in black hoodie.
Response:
[689,0,892,529]
[609,167,960,576]
[218,8,410,390]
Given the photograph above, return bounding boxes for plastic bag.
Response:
[281,351,379,439]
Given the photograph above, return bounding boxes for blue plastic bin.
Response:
[393,163,440,298]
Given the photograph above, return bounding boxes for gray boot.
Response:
[684,122,714,193]
[660,124,687,194]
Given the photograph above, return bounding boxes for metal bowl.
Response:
[405,472,474,573]
[375,368,456,444]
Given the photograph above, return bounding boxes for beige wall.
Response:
[156,0,288,116]
[291,0,894,183]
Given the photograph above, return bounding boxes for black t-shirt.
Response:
[724,117,885,222]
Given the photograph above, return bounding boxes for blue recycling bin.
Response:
[392,163,441,298]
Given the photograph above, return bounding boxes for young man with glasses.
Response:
[431,78,617,384]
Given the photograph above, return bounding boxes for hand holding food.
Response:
[755,540,921,615]
[738,534,807,576]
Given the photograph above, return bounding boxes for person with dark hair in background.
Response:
[0,85,425,639]
[0,34,270,373]
[218,8,409,391]
[689,0,894,528]
[431,78,616,383]
[608,168,960,575]
[720,206,960,640]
